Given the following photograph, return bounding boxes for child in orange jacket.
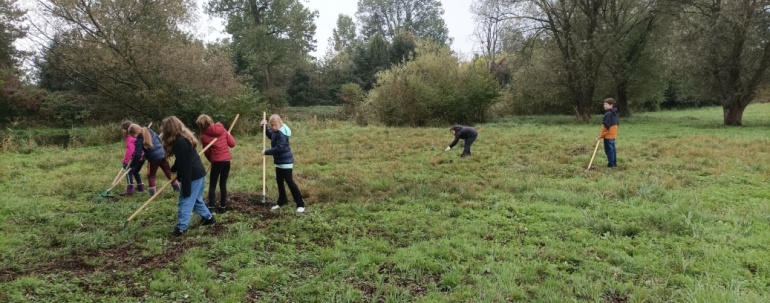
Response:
[597,98,619,168]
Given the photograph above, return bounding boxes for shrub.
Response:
[366,43,500,126]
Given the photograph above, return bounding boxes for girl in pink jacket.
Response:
[120,121,145,195]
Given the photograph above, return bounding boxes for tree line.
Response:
[1,0,769,127]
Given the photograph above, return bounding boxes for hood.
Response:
[610,108,618,114]
[204,122,226,137]
[451,125,464,132]
[279,124,292,137]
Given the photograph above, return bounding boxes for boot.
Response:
[171,181,180,192]
[136,183,146,192]
[120,184,135,196]
[148,187,157,196]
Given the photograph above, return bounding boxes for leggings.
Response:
[275,167,304,207]
[147,159,173,188]
[208,161,231,207]
[126,161,144,185]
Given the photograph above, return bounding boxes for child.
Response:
[445,125,478,157]
[196,114,236,213]
[120,121,145,195]
[597,98,619,168]
[261,114,305,213]
[128,124,180,196]
[161,116,215,236]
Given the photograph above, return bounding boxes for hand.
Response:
[261,150,266,155]
[444,146,451,152]
[596,137,601,141]
[122,163,128,169]
[260,119,267,126]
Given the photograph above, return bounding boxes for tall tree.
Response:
[332,14,357,52]
[0,0,28,122]
[35,0,246,119]
[353,34,391,90]
[472,0,515,72]
[677,0,770,126]
[356,0,451,44]
[208,0,318,95]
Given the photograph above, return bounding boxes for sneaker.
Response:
[271,205,281,211]
[202,215,216,226]
[296,207,305,213]
[171,227,185,237]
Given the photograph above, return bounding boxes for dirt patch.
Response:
[603,290,629,303]
[227,192,280,219]
[377,263,441,297]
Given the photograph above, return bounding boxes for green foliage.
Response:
[367,43,500,126]
[356,0,450,44]
[353,34,392,90]
[332,14,357,52]
[337,83,367,125]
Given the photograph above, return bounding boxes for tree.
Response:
[353,34,391,90]
[676,0,770,126]
[356,0,451,44]
[332,14,357,52]
[471,0,515,72]
[35,0,250,120]
[208,0,318,98]
[0,0,28,122]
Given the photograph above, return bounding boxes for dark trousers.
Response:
[126,161,144,184]
[275,167,304,207]
[604,139,617,167]
[208,161,231,207]
[461,134,477,157]
[148,159,173,188]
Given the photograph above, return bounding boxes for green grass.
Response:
[1,105,770,302]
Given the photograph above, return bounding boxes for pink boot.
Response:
[120,184,135,196]
[137,183,146,192]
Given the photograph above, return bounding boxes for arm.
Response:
[173,138,193,197]
[264,133,289,155]
[123,137,135,164]
[599,113,610,139]
[227,132,236,148]
[131,135,143,164]
[448,136,461,148]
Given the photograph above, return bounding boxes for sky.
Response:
[192,0,477,60]
[17,0,478,62]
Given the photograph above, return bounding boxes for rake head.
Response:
[91,189,116,202]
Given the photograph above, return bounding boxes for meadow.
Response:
[0,105,769,302]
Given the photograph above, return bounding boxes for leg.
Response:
[148,161,159,189]
[208,162,223,207]
[219,161,231,208]
[461,135,476,157]
[190,177,212,219]
[176,186,196,232]
[275,167,288,206]
[282,168,305,208]
[604,139,617,167]
[159,158,180,191]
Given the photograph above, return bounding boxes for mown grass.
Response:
[1,105,769,302]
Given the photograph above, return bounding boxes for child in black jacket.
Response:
[161,116,215,236]
[445,125,478,157]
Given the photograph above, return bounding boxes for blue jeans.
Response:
[604,139,617,167]
[177,177,211,231]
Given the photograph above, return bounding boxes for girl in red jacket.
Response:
[196,114,236,213]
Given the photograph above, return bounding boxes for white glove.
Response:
[444,146,451,152]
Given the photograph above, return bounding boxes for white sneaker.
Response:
[296,207,305,213]
[270,205,280,211]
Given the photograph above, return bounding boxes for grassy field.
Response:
[1,105,769,302]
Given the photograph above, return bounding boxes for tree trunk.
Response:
[723,102,747,126]
[616,83,632,118]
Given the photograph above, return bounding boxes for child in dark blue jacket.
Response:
[261,114,305,213]
[445,125,478,157]
[128,124,180,196]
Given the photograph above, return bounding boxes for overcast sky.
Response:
[193,0,477,60]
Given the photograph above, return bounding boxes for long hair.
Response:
[195,114,213,133]
[121,120,133,131]
[161,116,198,157]
[127,124,154,149]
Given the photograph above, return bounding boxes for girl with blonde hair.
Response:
[261,114,305,213]
[161,116,214,236]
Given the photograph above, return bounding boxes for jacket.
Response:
[449,125,478,148]
[170,136,206,198]
[200,122,236,163]
[123,135,140,164]
[264,124,294,165]
[132,129,165,163]
[599,108,619,139]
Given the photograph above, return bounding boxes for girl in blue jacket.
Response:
[261,114,305,213]
[128,124,180,196]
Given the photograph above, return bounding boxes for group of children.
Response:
[117,99,618,237]
[120,114,305,236]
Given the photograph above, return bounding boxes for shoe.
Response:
[120,184,135,196]
[171,227,185,237]
[296,207,305,213]
[202,215,215,226]
[271,205,281,211]
[218,206,227,214]
[171,181,180,192]
[148,187,157,196]
[137,183,146,192]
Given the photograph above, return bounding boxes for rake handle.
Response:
[205,114,239,172]
[108,167,133,192]
[262,112,266,200]
[125,138,218,222]
[586,138,601,171]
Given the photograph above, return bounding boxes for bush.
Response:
[337,83,368,125]
[366,43,500,126]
